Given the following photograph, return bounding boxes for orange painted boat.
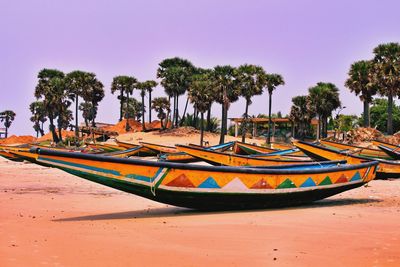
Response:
[294,140,400,179]
[140,141,179,154]
[115,140,156,156]
[320,140,392,160]
[234,141,304,156]
[372,140,399,150]
[176,144,313,167]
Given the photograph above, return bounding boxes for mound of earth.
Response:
[0,135,37,145]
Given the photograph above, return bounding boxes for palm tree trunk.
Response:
[166,95,171,128]
[267,92,273,144]
[180,97,190,126]
[5,126,7,138]
[242,98,249,143]
[363,100,370,127]
[119,90,123,122]
[148,90,152,123]
[206,105,212,131]
[219,104,226,144]
[75,94,79,140]
[125,91,130,132]
[171,95,176,128]
[388,92,393,135]
[40,121,44,136]
[317,114,321,140]
[48,115,59,143]
[175,95,179,128]
[141,93,146,131]
[200,112,204,146]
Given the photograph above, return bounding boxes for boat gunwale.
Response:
[320,139,386,153]
[31,147,378,175]
[176,144,312,163]
[297,140,400,165]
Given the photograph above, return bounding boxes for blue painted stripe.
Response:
[39,156,121,176]
[300,177,317,187]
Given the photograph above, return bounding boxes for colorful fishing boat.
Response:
[103,146,155,158]
[176,145,314,166]
[159,142,235,163]
[140,142,180,154]
[233,141,276,155]
[89,143,126,152]
[372,140,399,150]
[294,140,400,179]
[29,147,378,210]
[319,140,392,160]
[376,145,400,160]
[115,140,156,156]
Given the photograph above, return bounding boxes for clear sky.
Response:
[1,0,399,135]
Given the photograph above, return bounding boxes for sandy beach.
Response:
[1,155,399,267]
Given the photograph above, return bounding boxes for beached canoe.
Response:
[372,140,399,150]
[30,147,378,210]
[140,142,180,154]
[233,142,276,155]
[176,145,314,166]
[294,140,400,179]
[114,140,156,156]
[159,142,235,163]
[319,140,392,160]
[377,145,400,160]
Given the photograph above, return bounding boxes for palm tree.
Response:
[372,42,400,134]
[0,110,16,138]
[136,81,157,131]
[212,66,240,144]
[157,57,195,128]
[50,76,72,142]
[188,74,214,145]
[289,95,315,139]
[307,82,341,139]
[111,76,137,131]
[29,101,47,137]
[34,68,65,143]
[345,60,377,127]
[141,80,158,123]
[122,98,143,122]
[152,97,170,129]
[265,73,285,144]
[65,70,91,140]
[79,102,94,127]
[81,73,104,127]
[236,64,267,142]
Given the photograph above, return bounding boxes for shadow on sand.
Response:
[54,197,382,222]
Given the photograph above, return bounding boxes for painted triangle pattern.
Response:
[250,178,273,189]
[350,171,362,181]
[335,174,348,184]
[166,174,195,187]
[198,177,220,188]
[222,178,248,190]
[277,178,297,189]
[300,177,316,187]
[319,176,332,185]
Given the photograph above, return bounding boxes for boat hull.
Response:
[31,148,377,210]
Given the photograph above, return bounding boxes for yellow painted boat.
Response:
[320,140,392,160]
[115,140,156,156]
[372,140,399,150]
[140,142,180,154]
[176,145,313,166]
[294,140,400,179]
[234,141,304,156]
[30,147,378,210]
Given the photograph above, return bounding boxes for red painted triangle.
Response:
[335,174,348,184]
[250,178,273,189]
[166,174,195,187]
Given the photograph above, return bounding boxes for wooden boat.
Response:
[29,147,378,210]
[320,140,392,160]
[233,141,276,155]
[89,143,126,152]
[293,140,400,179]
[160,142,235,163]
[103,146,155,158]
[270,142,296,150]
[115,140,156,156]
[234,141,304,156]
[376,145,400,160]
[372,140,399,150]
[176,145,314,166]
[140,142,180,154]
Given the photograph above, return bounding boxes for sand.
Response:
[1,156,400,267]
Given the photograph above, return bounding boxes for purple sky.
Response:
[1,0,400,135]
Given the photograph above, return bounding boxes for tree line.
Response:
[31,57,285,145]
[289,42,400,138]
